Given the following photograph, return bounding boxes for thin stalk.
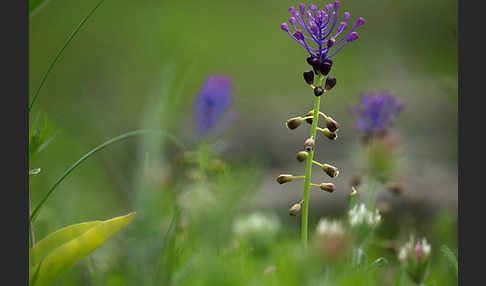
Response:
[29,129,185,223]
[301,74,324,249]
[29,194,35,247]
[29,0,106,112]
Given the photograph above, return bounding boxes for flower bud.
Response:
[324,116,340,132]
[398,236,431,285]
[305,110,314,124]
[314,86,324,97]
[276,174,294,184]
[286,117,304,130]
[320,62,332,76]
[304,138,315,152]
[322,164,339,178]
[280,23,289,32]
[325,76,337,90]
[322,128,338,140]
[288,203,302,216]
[347,31,359,42]
[348,204,381,246]
[308,57,321,75]
[303,70,314,85]
[320,183,336,193]
[296,151,308,162]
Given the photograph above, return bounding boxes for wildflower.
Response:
[349,93,404,138]
[348,203,381,246]
[281,2,365,65]
[193,74,236,139]
[398,236,431,285]
[314,219,351,261]
[232,212,281,252]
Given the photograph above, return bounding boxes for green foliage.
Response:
[29,212,136,285]
[440,244,458,278]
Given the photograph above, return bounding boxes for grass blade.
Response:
[29,129,185,223]
[29,0,106,112]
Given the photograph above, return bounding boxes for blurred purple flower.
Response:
[193,74,237,139]
[280,1,364,61]
[349,93,404,137]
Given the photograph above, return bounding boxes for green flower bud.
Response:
[286,117,304,130]
[320,183,336,193]
[277,174,294,184]
[322,164,339,178]
[322,128,338,140]
[304,138,315,152]
[324,116,340,132]
[296,151,308,162]
[348,203,381,246]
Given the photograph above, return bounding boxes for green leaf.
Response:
[29,168,41,179]
[440,244,458,278]
[29,212,136,285]
[29,0,52,16]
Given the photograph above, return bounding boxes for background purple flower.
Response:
[349,93,404,137]
[193,74,235,139]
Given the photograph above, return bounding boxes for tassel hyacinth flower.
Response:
[277,1,365,249]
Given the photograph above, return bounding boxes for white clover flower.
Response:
[348,203,381,246]
[232,212,281,252]
[397,236,432,284]
[314,218,351,261]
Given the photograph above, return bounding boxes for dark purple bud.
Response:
[324,58,333,67]
[281,23,289,32]
[303,70,315,85]
[325,77,337,90]
[347,31,359,42]
[311,24,319,35]
[320,62,332,75]
[314,86,324,97]
[354,17,365,27]
[309,58,321,75]
[293,30,304,40]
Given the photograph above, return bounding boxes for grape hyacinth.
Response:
[276,2,364,249]
[349,93,404,139]
[281,1,364,71]
[193,74,237,139]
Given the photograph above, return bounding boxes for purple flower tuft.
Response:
[349,93,404,137]
[193,74,234,138]
[281,1,364,62]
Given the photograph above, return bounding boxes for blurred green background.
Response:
[29,0,457,277]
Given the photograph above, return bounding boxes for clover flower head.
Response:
[349,93,404,138]
[280,1,364,62]
[193,74,236,139]
[348,203,381,246]
[398,236,431,284]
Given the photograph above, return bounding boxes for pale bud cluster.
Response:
[398,236,431,285]
[348,203,381,246]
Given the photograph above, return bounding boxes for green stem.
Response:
[301,75,324,249]
[29,129,185,223]
[29,0,106,113]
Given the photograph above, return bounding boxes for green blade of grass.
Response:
[440,244,458,278]
[29,0,105,112]
[29,129,185,223]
